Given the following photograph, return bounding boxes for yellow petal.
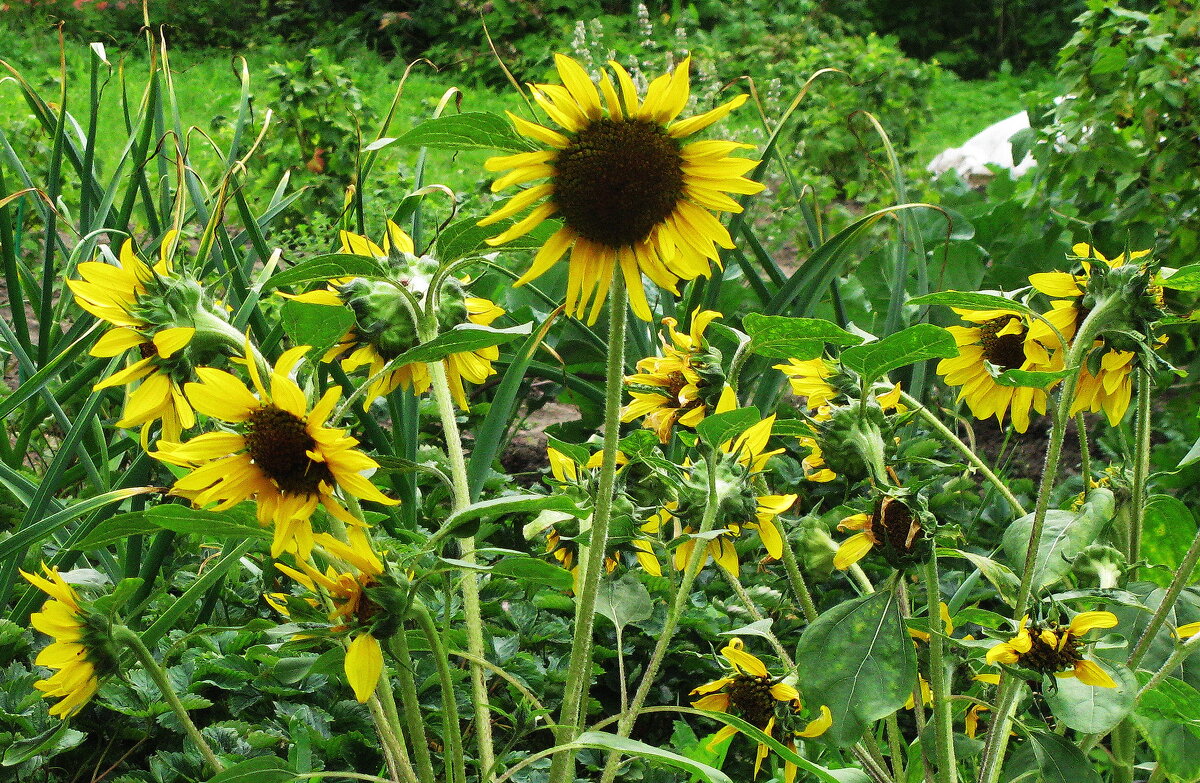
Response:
[346,633,384,702]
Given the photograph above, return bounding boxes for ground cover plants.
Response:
[3,1,1200,782]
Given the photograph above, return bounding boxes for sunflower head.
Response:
[986,611,1118,688]
[480,54,762,323]
[833,491,933,571]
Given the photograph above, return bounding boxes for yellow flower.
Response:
[69,236,202,443]
[773,358,837,409]
[664,417,792,573]
[21,565,117,718]
[621,309,732,442]
[832,495,927,571]
[269,530,388,702]
[288,222,505,410]
[690,638,831,782]
[1176,621,1200,640]
[153,346,398,558]
[480,54,762,323]
[985,612,1117,687]
[935,307,1063,433]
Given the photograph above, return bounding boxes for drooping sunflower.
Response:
[621,309,733,442]
[1027,243,1157,426]
[68,236,205,444]
[935,307,1063,433]
[286,222,505,410]
[21,565,119,718]
[268,530,390,702]
[690,638,831,782]
[986,611,1117,687]
[661,416,795,573]
[773,358,838,409]
[153,346,398,558]
[479,54,763,323]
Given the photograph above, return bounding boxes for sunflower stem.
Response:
[722,569,793,664]
[384,630,437,783]
[1139,632,1200,697]
[1127,524,1200,670]
[885,713,907,782]
[114,626,224,775]
[1112,719,1135,783]
[900,391,1027,517]
[423,338,496,780]
[598,445,722,783]
[779,531,819,622]
[975,675,1023,783]
[549,274,627,783]
[1075,413,1091,491]
[368,691,418,783]
[413,599,467,783]
[924,553,957,783]
[1129,369,1152,577]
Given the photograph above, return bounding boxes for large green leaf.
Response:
[1002,731,1101,783]
[142,504,272,543]
[571,732,732,783]
[595,573,653,631]
[742,314,861,360]
[280,299,355,361]
[907,291,1037,319]
[206,756,295,783]
[1142,495,1199,587]
[794,588,916,747]
[265,253,386,291]
[1137,674,1200,737]
[1001,489,1115,589]
[695,407,761,449]
[840,324,958,384]
[1134,714,1200,783]
[388,323,532,366]
[383,112,534,153]
[1043,657,1136,733]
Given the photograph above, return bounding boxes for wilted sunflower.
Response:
[690,638,831,782]
[986,612,1117,687]
[479,54,762,323]
[153,346,398,558]
[833,494,931,571]
[622,309,733,442]
[935,307,1063,433]
[21,565,119,718]
[268,530,391,702]
[68,235,205,443]
[1027,243,1157,426]
[286,222,505,410]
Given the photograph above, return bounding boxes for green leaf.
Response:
[941,549,1021,607]
[280,299,355,361]
[1137,675,1200,737]
[695,407,761,449]
[595,574,653,631]
[907,291,1036,319]
[1004,731,1101,783]
[1001,489,1115,590]
[440,493,583,540]
[689,710,862,783]
[73,511,155,549]
[742,314,862,360]
[206,756,296,783]
[1008,126,1038,166]
[1142,495,1199,587]
[571,732,732,783]
[794,588,916,747]
[265,253,387,291]
[390,112,534,153]
[1158,264,1200,292]
[143,504,272,543]
[840,324,958,384]
[388,323,532,366]
[1043,658,1135,733]
[92,577,145,615]
[992,367,1076,389]
[435,216,500,262]
[1133,713,1200,783]
[490,556,573,591]
[1,722,85,766]
[1091,45,1128,75]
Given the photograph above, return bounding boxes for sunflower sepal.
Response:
[810,401,889,485]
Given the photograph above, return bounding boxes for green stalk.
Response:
[924,554,956,783]
[384,630,436,783]
[114,626,224,775]
[367,691,417,783]
[1127,525,1200,670]
[1129,369,1151,575]
[548,275,628,783]
[1139,632,1200,696]
[723,568,793,664]
[1075,414,1091,491]
[413,600,467,783]
[900,392,1027,517]
[423,346,496,780]
[779,533,819,622]
[1112,720,1135,783]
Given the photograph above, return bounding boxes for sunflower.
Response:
[935,306,1063,433]
[662,416,794,573]
[286,222,505,410]
[268,529,389,702]
[690,638,831,782]
[21,565,119,718]
[68,236,204,443]
[833,494,929,571]
[153,346,398,558]
[1176,621,1200,640]
[773,358,838,409]
[621,309,733,442]
[1027,243,1156,426]
[479,54,763,323]
[985,612,1117,687]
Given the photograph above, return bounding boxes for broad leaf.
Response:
[389,323,532,366]
[280,299,355,361]
[1003,731,1101,783]
[266,253,386,291]
[1044,658,1136,733]
[572,732,732,783]
[1142,495,1199,587]
[794,588,916,747]
[696,407,761,449]
[595,574,653,631]
[907,291,1036,319]
[389,112,534,152]
[207,756,295,783]
[840,324,958,384]
[743,314,861,360]
[1001,489,1115,589]
[144,504,272,543]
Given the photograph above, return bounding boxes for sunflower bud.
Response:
[672,453,758,530]
[812,402,889,484]
[1072,544,1126,590]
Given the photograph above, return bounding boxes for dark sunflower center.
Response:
[553,118,685,248]
[1020,624,1083,674]
[353,585,381,626]
[244,404,335,496]
[979,317,1027,371]
[876,498,920,554]
[727,673,776,729]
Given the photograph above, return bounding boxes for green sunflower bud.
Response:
[673,453,758,530]
[1072,544,1126,589]
[362,577,409,641]
[78,608,121,679]
[814,402,888,484]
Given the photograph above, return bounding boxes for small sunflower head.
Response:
[986,611,1118,688]
[870,493,933,570]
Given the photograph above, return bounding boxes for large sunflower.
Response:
[690,638,831,782]
[21,565,119,718]
[479,54,763,323]
[986,611,1117,687]
[153,346,398,558]
[935,307,1063,433]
